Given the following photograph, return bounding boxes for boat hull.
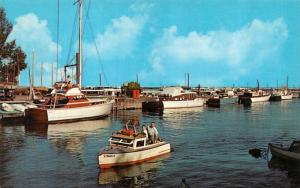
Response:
[25,101,113,124]
[239,95,270,104]
[269,144,300,162]
[281,94,293,100]
[206,98,220,107]
[98,143,171,169]
[269,95,281,101]
[250,95,270,103]
[162,98,204,109]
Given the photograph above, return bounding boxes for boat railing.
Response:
[35,99,113,109]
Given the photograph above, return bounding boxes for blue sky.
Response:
[1,0,300,87]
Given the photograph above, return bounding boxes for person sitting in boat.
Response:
[121,120,135,136]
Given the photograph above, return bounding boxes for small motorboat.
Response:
[1,103,15,112]
[98,130,171,169]
[269,140,300,162]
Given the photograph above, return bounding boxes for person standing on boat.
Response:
[152,122,159,143]
[142,125,148,140]
[148,122,159,143]
[148,124,155,144]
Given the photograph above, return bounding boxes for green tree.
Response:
[122,81,141,97]
[0,7,26,83]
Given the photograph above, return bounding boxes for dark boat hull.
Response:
[269,95,281,101]
[206,98,220,107]
[269,144,300,162]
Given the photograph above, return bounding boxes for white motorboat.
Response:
[1,103,15,112]
[98,133,171,169]
[238,90,270,104]
[142,87,204,111]
[25,83,113,124]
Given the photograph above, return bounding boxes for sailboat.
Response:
[281,76,293,100]
[25,0,113,124]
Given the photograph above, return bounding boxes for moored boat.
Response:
[98,131,171,169]
[142,87,204,112]
[269,140,300,162]
[25,82,113,124]
[238,90,270,104]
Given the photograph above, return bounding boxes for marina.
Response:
[1,0,300,187]
[1,99,300,187]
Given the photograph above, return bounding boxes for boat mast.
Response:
[78,0,83,88]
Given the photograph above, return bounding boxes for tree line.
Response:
[0,7,27,84]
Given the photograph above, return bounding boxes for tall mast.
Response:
[40,62,43,86]
[78,0,83,88]
[51,63,54,86]
[32,49,35,87]
[56,0,60,82]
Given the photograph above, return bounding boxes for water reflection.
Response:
[48,119,111,155]
[98,154,170,186]
[25,123,48,138]
[268,157,300,186]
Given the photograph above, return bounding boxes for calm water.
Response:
[1,100,300,187]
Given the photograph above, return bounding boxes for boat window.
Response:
[136,140,145,147]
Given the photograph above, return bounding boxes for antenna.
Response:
[56,0,60,82]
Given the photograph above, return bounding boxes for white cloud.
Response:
[8,13,62,86]
[84,2,151,60]
[149,18,288,72]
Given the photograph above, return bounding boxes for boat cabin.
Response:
[159,87,198,101]
[109,133,148,150]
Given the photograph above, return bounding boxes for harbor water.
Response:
[1,100,300,187]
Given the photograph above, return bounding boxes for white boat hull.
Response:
[281,94,293,100]
[98,142,171,168]
[250,95,270,103]
[162,98,204,109]
[25,101,113,123]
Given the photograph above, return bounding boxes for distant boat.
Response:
[142,87,204,111]
[281,90,293,100]
[238,80,270,104]
[269,141,300,162]
[238,90,270,104]
[206,96,220,107]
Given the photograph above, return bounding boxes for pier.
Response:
[114,97,143,110]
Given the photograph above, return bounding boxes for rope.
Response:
[66,6,79,66]
[83,0,109,86]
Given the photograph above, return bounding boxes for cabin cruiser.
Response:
[270,89,293,101]
[142,87,204,112]
[238,90,270,104]
[25,82,114,124]
[98,126,171,169]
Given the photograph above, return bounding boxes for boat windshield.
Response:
[289,141,300,153]
[110,136,133,147]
